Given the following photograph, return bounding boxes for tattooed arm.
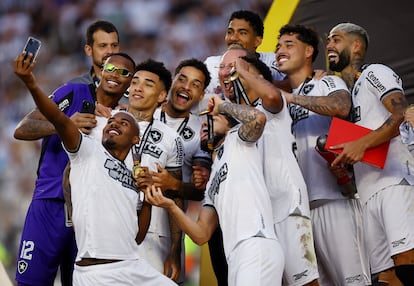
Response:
[331,91,407,166]
[217,100,266,143]
[285,89,351,118]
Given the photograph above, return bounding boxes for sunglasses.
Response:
[103,63,132,77]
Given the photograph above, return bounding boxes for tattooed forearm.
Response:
[292,90,351,118]
[218,102,266,142]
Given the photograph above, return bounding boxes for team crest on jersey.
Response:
[353,81,362,97]
[180,127,194,141]
[302,84,314,95]
[216,145,224,159]
[17,260,28,274]
[348,106,361,123]
[149,129,163,143]
[104,157,139,192]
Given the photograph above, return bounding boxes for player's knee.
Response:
[395,264,414,285]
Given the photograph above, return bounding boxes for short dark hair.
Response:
[107,52,136,70]
[278,24,319,62]
[86,20,119,45]
[229,10,264,38]
[135,59,172,92]
[174,58,211,89]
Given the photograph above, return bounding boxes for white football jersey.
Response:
[153,108,211,183]
[203,127,276,258]
[125,120,184,237]
[89,111,184,237]
[350,64,414,203]
[289,75,349,201]
[256,98,310,223]
[68,134,142,261]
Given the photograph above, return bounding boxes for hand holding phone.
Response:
[23,36,41,63]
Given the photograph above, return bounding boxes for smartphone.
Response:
[80,100,95,114]
[22,36,41,63]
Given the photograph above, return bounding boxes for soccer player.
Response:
[218,45,319,286]
[327,22,414,285]
[14,50,176,286]
[13,52,134,286]
[145,94,284,286]
[276,24,370,285]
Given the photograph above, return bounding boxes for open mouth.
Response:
[108,128,120,135]
[175,92,190,104]
[106,79,120,87]
[327,52,338,63]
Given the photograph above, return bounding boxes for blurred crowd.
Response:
[0,0,272,283]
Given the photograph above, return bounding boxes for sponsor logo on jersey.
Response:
[367,71,386,93]
[175,137,184,165]
[289,104,309,126]
[345,274,362,283]
[181,127,195,141]
[293,269,308,281]
[207,163,228,201]
[391,237,406,248]
[143,142,163,159]
[104,158,139,192]
[17,260,28,274]
[321,77,337,91]
[58,98,70,111]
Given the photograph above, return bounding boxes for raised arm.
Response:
[210,95,266,143]
[235,57,283,113]
[13,52,80,150]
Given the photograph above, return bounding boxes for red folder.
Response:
[325,117,390,169]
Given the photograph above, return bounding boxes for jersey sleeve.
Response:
[320,75,349,95]
[364,64,404,101]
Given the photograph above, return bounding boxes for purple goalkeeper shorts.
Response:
[15,199,77,286]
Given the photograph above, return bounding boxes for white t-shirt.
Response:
[203,127,276,259]
[68,134,142,261]
[290,75,349,201]
[350,64,414,204]
[256,99,310,222]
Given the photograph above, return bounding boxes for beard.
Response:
[329,49,351,72]
[102,137,116,150]
[200,133,225,152]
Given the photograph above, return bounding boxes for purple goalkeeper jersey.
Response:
[32,83,96,200]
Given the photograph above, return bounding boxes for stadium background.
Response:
[0,1,412,285]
